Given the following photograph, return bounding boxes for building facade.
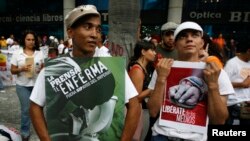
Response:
[0,0,249,41]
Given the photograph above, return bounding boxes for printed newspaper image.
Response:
[159,61,209,134]
[44,56,125,141]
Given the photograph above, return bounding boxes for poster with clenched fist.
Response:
[159,61,208,134]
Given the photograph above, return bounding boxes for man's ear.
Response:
[141,49,146,56]
[67,28,73,38]
[200,38,205,50]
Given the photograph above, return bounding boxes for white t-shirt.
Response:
[148,69,235,141]
[8,45,20,52]
[224,56,250,106]
[57,43,65,54]
[94,46,110,56]
[30,52,138,106]
[40,45,49,58]
[10,48,44,86]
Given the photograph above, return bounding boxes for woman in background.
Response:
[199,33,226,69]
[127,41,156,141]
[10,30,44,141]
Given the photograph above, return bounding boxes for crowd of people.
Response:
[0,4,250,141]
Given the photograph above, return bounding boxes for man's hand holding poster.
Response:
[159,61,209,134]
[44,56,125,141]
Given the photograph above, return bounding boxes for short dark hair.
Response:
[236,39,250,53]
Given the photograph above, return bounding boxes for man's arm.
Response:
[147,58,173,117]
[232,76,250,88]
[121,96,141,141]
[204,62,228,124]
[30,102,51,141]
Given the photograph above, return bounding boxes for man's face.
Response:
[175,30,204,59]
[68,15,101,57]
[162,30,175,49]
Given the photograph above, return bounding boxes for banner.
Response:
[45,56,125,141]
[159,61,209,134]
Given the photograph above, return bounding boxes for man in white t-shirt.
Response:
[224,39,250,125]
[29,5,140,141]
[57,39,65,54]
[147,21,234,141]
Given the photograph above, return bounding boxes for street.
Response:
[0,86,39,141]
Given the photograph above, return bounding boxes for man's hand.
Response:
[203,62,220,89]
[155,58,173,79]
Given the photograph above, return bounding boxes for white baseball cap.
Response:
[65,5,100,28]
[174,21,203,40]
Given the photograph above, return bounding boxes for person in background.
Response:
[10,30,44,141]
[42,35,49,46]
[9,40,20,53]
[49,36,58,49]
[145,22,179,141]
[94,32,110,56]
[156,22,179,59]
[147,21,234,141]
[0,75,5,93]
[0,36,7,49]
[199,32,225,69]
[57,39,65,55]
[127,41,156,141]
[224,39,250,125]
[48,47,59,59]
[6,34,14,49]
[61,38,73,54]
[0,50,5,92]
[29,5,140,141]
[150,38,159,47]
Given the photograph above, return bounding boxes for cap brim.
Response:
[68,12,100,28]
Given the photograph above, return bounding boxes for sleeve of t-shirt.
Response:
[125,70,138,103]
[148,70,157,90]
[218,69,235,95]
[223,59,235,79]
[30,69,46,106]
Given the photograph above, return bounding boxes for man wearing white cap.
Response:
[29,5,140,141]
[147,21,234,141]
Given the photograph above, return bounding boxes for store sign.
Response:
[101,12,109,22]
[229,12,250,22]
[0,13,63,24]
[189,11,222,20]
[183,11,250,24]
